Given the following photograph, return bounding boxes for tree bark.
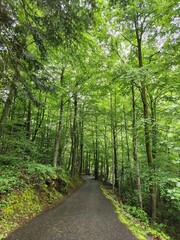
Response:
[26,100,31,139]
[53,67,66,168]
[135,19,157,219]
[120,124,124,194]
[123,106,132,181]
[110,92,118,189]
[104,122,109,182]
[79,106,84,175]
[0,82,16,137]
[150,96,157,161]
[53,99,64,168]
[94,115,99,180]
[131,80,143,209]
[71,92,78,176]
[32,105,45,142]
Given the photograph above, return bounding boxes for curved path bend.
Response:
[5,176,137,240]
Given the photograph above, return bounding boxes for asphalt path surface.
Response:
[5,176,137,240]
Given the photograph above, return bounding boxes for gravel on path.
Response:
[5,176,137,240]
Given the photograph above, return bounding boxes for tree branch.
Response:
[121,34,138,48]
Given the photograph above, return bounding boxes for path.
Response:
[5,176,137,240]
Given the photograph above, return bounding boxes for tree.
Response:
[108,0,179,220]
[0,1,179,237]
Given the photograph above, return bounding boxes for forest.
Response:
[0,0,179,239]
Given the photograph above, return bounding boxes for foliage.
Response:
[101,185,171,240]
[123,205,149,224]
[0,161,72,196]
[0,161,83,239]
[0,0,179,239]
[0,186,61,239]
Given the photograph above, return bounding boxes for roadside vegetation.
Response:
[0,162,83,239]
[101,185,171,240]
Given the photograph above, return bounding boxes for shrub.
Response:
[123,205,149,223]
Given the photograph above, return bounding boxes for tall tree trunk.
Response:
[94,115,99,180]
[104,122,109,182]
[71,92,78,176]
[131,80,143,209]
[112,128,118,188]
[53,99,64,168]
[79,107,84,175]
[135,21,156,219]
[150,95,158,213]
[150,96,157,161]
[110,93,118,189]
[0,82,16,137]
[120,124,124,194]
[85,151,89,175]
[140,71,157,220]
[123,107,132,181]
[32,105,45,142]
[26,100,31,139]
[53,67,65,168]
[86,151,91,175]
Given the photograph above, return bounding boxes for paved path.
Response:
[5,176,137,240]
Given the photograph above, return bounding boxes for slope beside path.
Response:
[5,176,137,240]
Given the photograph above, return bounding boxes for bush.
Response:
[0,166,24,194]
[123,205,149,223]
[0,161,71,196]
[24,162,57,185]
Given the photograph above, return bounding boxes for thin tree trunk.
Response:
[131,80,143,209]
[140,76,157,220]
[86,151,91,175]
[120,124,124,194]
[53,99,64,168]
[0,82,16,137]
[62,99,72,167]
[94,115,99,180]
[135,20,156,219]
[79,107,84,175]
[26,100,31,139]
[67,99,73,172]
[104,122,109,182]
[71,92,78,176]
[113,128,118,188]
[150,96,157,161]
[110,94,115,192]
[32,105,45,142]
[85,151,89,174]
[123,106,132,180]
[110,93,118,189]
[53,67,66,168]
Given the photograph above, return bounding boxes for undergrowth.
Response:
[101,185,171,240]
[0,161,83,240]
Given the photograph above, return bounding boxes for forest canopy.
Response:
[0,0,180,239]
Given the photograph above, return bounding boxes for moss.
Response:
[0,185,62,239]
[101,185,171,240]
[101,186,147,240]
[0,176,83,240]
